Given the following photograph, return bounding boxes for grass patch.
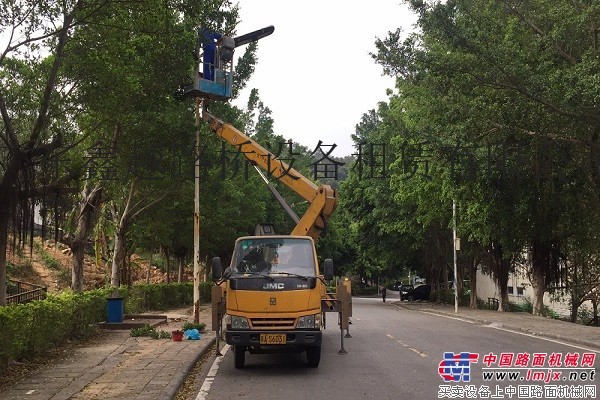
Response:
[182,322,206,332]
[130,324,171,339]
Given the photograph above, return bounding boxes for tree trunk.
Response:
[70,184,102,292]
[442,263,449,289]
[0,208,8,306]
[165,249,170,284]
[469,259,478,309]
[529,265,546,316]
[497,261,510,312]
[110,180,136,287]
[178,257,184,282]
[204,255,210,283]
[111,226,126,287]
[570,300,580,323]
[489,242,511,312]
[529,239,558,316]
[146,252,153,284]
[570,259,580,323]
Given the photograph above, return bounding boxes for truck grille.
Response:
[250,318,295,330]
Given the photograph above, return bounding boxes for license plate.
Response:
[260,333,286,345]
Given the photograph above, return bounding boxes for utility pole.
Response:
[453,199,459,314]
[193,98,202,323]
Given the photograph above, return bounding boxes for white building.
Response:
[476,265,574,319]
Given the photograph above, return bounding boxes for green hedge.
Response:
[0,282,213,374]
[352,285,378,296]
[430,288,470,306]
[123,282,211,313]
[0,288,112,372]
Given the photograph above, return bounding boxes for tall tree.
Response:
[0,1,103,305]
[369,0,600,314]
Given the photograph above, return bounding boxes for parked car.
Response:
[405,284,432,302]
[399,284,414,300]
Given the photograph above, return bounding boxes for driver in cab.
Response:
[271,247,292,271]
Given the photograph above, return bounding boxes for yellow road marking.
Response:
[386,334,428,358]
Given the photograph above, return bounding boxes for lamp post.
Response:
[193,98,202,323]
[452,199,460,314]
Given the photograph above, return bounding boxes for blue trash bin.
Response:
[107,297,124,323]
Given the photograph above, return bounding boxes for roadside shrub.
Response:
[431,288,470,306]
[198,282,212,303]
[0,282,211,375]
[124,283,195,312]
[352,286,378,296]
[130,324,171,339]
[182,322,206,332]
[0,288,113,373]
[505,298,559,318]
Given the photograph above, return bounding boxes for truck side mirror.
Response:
[323,259,334,281]
[212,257,223,281]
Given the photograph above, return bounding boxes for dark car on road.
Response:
[404,284,432,302]
[399,284,414,301]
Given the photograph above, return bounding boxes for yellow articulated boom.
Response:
[205,109,351,368]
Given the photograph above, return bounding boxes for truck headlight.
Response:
[230,315,249,329]
[297,314,321,329]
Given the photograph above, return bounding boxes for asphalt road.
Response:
[195,297,598,400]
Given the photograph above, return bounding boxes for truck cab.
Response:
[213,235,331,368]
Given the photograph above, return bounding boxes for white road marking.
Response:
[386,334,428,358]
[417,310,599,354]
[484,325,600,354]
[419,311,476,323]
[195,344,231,400]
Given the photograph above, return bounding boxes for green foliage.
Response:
[182,322,206,332]
[122,282,210,313]
[352,285,379,296]
[130,324,155,337]
[0,282,212,374]
[505,298,560,319]
[33,242,63,271]
[576,305,595,326]
[158,330,172,339]
[0,288,112,373]
[506,300,533,313]
[6,261,17,276]
[130,324,172,339]
[430,289,470,306]
[340,0,600,311]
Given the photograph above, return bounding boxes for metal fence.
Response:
[7,280,47,305]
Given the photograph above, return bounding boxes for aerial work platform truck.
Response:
[180,25,351,368]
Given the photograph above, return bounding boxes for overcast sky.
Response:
[231,0,418,157]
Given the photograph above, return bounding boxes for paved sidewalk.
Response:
[0,307,214,400]
[394,300,600,351]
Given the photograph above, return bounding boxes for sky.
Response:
[231,0,418,157]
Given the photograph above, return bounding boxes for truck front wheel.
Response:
[306,346,321,368]
[234,345,246,369]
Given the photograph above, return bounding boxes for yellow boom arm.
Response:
[202,110,337,240]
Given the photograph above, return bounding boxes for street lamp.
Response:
[452,200,460,314]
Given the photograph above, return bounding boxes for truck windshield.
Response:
[232,238,316,277]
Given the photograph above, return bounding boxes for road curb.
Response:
[165,335,217,399]
[395,303,600,351]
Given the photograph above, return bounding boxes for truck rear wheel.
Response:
[234,345,245,369]
[306,346,321,368]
